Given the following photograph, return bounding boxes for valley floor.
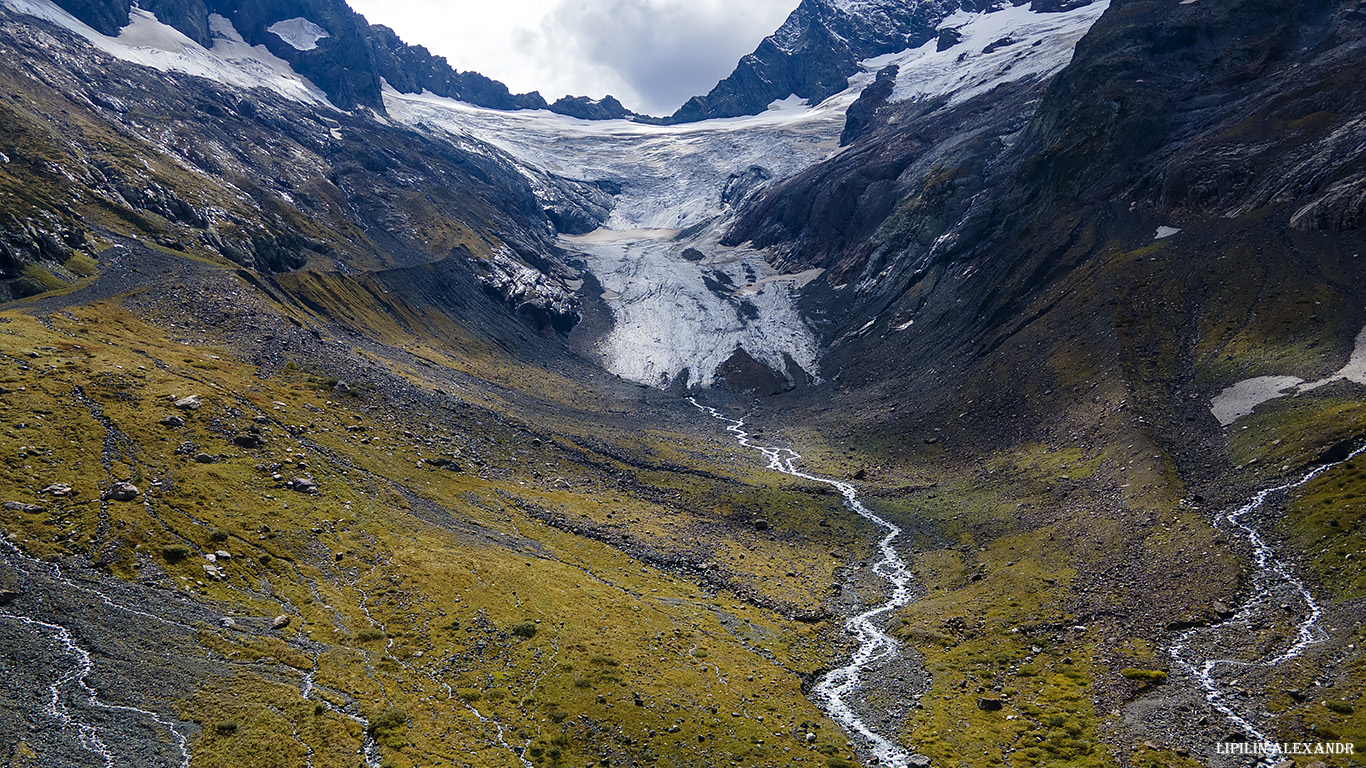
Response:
[3,237,1364,768]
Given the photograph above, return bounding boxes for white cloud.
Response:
[347,0,798,115]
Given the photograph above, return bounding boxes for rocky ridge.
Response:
[47,0,639,118]
[668,0,1100,123]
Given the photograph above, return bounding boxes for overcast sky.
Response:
[346,0,800,116]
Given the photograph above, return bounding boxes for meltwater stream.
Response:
[1170,442,1366,745]
[692,399,915,768]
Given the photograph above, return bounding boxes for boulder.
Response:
[287,477,319,494]
[0,589,21,605]
[2,501,44,514]
[271,614,291,630]
[173,394,202,410]
[159,414,185,427]
[107,482,140,502]
[220,617,236,629]
[40,483,73,497]
[232,434,265,449]
[908,756,933,768]
[194,453,216,464]
[977,697,1003,712]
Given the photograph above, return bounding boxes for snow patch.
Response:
[766,94,809,111]
[267,17,330,51]
[1155,225,1182,239]
[1211,325,1366,425]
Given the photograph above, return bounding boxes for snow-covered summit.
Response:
[868,0,1110,107]
[669,0,1103,123]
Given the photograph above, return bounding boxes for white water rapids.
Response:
[1170,442,1366,746]
[692,399,915,768]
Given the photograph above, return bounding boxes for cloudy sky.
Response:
[346,0,800,116]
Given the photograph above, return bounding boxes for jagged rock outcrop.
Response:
[840,64,898,146]
[712,346,789,397]
[548,95,636,121]
[364,24,548,111]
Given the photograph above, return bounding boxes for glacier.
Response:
[2,0,1111,390]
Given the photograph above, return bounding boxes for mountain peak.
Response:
[667,0,1100,124]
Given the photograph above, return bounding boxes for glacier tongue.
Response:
[385,87,856,389]
[565,230,825,389]
[381,2,1112,390]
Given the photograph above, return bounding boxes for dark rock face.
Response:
[51,0,129,36]
[725,78,1039,285]
[936,26,963,51]
[208,0,384,111]
[540,178,618,235]
[713,347,789,397]
[0,217,89,282]
[727,0,1366,469]
[146,0,210,46]
[840,64,898,146]
[1290,173,1366,232]
[733,0,1366,297]
[721,166,773,209]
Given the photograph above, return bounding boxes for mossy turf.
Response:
[0,305,875,768]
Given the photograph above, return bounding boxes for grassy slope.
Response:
[0,293,884,768]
